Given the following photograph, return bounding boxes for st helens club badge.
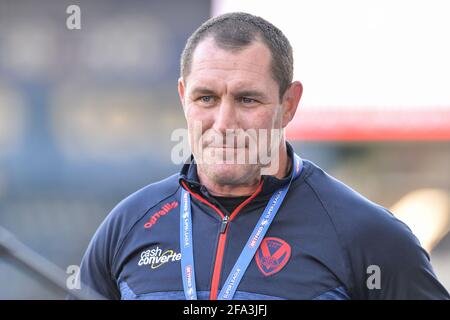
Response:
[255,237,291,276]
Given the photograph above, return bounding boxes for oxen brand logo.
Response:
[144,201,178,229]
[255,237,291,276]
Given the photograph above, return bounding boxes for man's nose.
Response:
[212,98,239,134]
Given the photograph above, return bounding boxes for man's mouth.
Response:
[206,146,247,149]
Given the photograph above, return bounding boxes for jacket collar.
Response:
[179,141,297,198]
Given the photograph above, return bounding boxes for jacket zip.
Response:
[220,215,230,233]
[180,180,263,300]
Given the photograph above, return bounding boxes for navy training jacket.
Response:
[77,143,450,300]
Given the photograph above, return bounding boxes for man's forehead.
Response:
[189,37,272,75]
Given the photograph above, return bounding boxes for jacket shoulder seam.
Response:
[110,177,181,274]
[303,174,355,297]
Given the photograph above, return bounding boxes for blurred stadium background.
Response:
[0,0,449,299]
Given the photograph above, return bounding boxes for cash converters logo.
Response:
[138,247,181,269]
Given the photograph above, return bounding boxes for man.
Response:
[77,12,449,300]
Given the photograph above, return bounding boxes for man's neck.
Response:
[197,143,290,197]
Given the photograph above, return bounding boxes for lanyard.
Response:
[180,153,303,300]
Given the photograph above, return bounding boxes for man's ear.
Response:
[178,77,186,108]
[281,81,303,128]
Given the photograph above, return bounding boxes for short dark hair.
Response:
[180,12,294,100]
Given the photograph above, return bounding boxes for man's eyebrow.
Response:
[189,87,268,100]
[190,87,216,96]
[233,90,268,100]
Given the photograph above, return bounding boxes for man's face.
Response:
[178,37,289,186]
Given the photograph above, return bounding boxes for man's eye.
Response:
[199,96,214,103]
[240,97,256,104]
